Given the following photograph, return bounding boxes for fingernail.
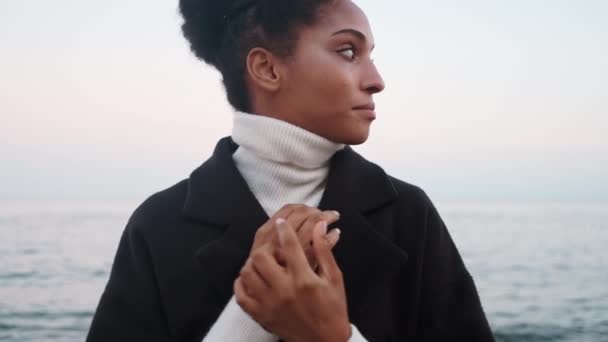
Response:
[276,218,287,245]
[326,228,341,245]
[320,221,328,235]
[331,210,341,218]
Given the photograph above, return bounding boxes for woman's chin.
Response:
[341,128,371,145]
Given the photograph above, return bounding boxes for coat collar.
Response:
[185,137,408,327]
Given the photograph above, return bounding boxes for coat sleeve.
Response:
[86,211,171,342]
[419,196,495,342]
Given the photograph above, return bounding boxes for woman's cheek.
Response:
[320,69,350,99]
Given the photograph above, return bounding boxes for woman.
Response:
[87,0,494,341]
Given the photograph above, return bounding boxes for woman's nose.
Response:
[362,62,385,95]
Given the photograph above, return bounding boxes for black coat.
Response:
[87,137,494,342]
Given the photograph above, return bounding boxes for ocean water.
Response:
[0,199,606,341]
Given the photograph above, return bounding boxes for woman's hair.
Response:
[179,0,334,111]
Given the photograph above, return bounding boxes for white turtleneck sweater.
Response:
[202,111,367,341]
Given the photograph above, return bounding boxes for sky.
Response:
[1,0,607,202]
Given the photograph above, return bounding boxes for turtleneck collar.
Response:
[231,111,345,169]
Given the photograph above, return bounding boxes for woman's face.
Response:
[273,0,385,145]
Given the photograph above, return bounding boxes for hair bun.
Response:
[179,0,238,65]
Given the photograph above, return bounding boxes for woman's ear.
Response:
[246,47,282,92]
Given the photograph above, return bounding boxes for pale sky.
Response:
[1,0,607,201]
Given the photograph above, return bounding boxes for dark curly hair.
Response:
[179,0,334,112]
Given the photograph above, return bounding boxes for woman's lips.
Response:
[353,104,376,120]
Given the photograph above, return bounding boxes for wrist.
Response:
[323,321,351,342]
[343,323,353,341]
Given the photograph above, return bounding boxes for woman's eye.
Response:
[338,47,356,60]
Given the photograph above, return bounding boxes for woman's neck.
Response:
[230,111,345,216]
[231,111,344,169]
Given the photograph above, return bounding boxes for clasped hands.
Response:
[234,204,352,342]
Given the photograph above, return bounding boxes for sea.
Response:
[1,199,607,341]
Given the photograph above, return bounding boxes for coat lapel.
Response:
[183,136,409,327]
[184,137,268,304]
[318,145,409,323]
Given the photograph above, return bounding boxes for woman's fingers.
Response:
[271,204,301,221]
[263,205,340,248]
[285,206,320,233]
[325,228,341,248]
[250,244,287,289]
[304,226,341,269]
[296,211,340,266]
[276,218,313,276]
[252,204,312,251]
[297,210,340,245]
[239,218,349,341]
[252,205,341,275]
[239,258,269,298]
[234,277,259,316]
[312,222,342,282]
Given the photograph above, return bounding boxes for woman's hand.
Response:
[235,218,351,342]
[249,204,341,269]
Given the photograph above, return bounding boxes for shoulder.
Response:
[125,179,190,237]
[387,175,430,205]
[384,174,440,223]
[346,147,434,213]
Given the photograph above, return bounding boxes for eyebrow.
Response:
[331,28,375,50]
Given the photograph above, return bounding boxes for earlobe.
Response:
[246,48,281,92]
